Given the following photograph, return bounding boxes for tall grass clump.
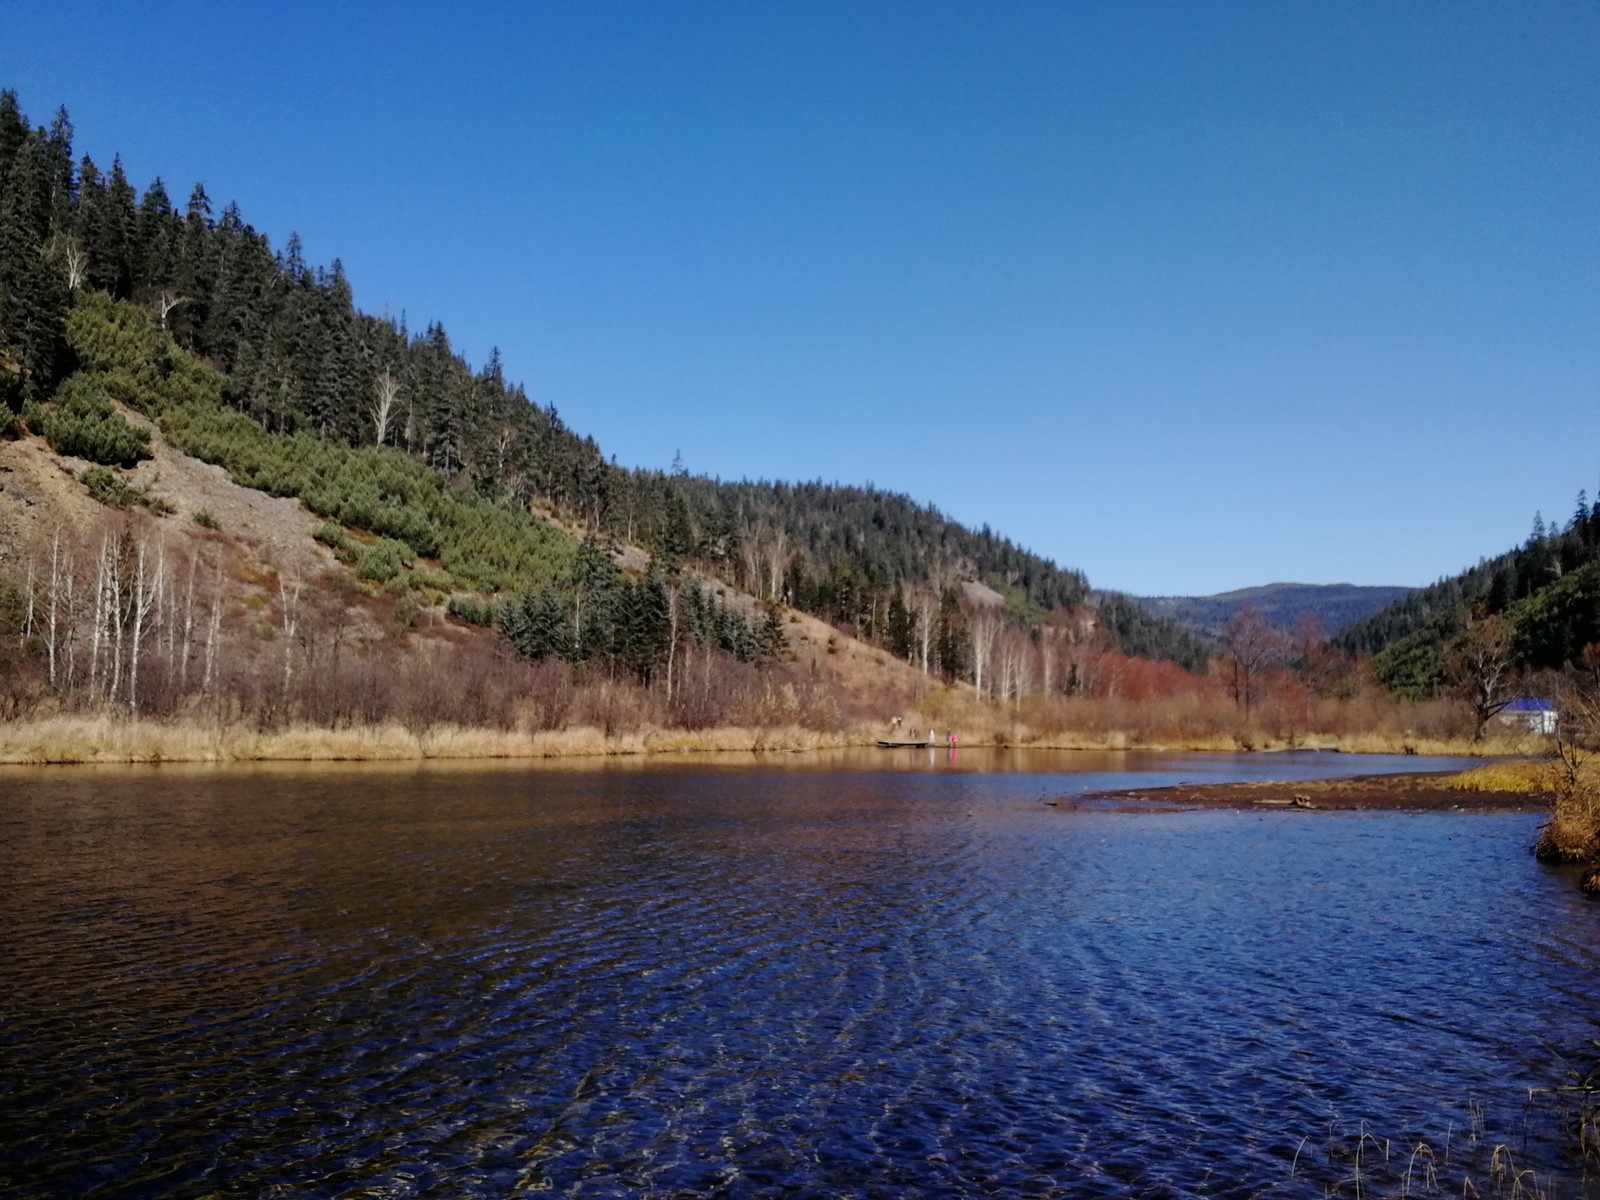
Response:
[1535,765,1600,865]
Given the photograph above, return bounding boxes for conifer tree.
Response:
[0,129,68,409]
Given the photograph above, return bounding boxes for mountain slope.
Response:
[0,89,1209,678]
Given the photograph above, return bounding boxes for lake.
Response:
[2,750,1597,1198]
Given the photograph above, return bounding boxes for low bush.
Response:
[81,465,147,509]
[447,594,501,626]
[312,520,358,559]
[356,538,412,583]
[26,376,151,467]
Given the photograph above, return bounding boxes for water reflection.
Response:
[0,755,1595,1197]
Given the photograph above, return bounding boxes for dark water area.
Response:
[2,751,1598,1198]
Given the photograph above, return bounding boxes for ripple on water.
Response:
[0,762,1598,1197]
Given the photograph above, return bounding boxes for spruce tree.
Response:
[0,132,68,409]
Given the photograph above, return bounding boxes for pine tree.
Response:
[169,183,214,350]
[0,131,68,409]
[0,90,30,187]
[886,585,915,661]
[756,606,787,663]
[502,585,571,661]
[936,589,970,683]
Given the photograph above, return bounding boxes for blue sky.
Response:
[5,1,1596,596]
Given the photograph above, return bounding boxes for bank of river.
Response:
[1077,768,1549,812]
[1,754,1594,1197]
[0,712,1526,765]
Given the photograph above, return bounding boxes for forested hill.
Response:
[1336,502,1600,697]
[1334,558,1516,658]
[1138,583,1415,644]
[0,89,1206,675]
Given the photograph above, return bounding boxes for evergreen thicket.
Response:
[0,89,1204,686]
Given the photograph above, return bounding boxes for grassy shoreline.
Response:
[0,712,1542,766]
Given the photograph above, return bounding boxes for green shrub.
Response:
[79,465,171,513]
[27,376,152,467]
[66,298,576,596]
[447,594,501,627]
[161,399,575,592]
[312,520,357,559]
[192,509,219,530]
[81,465,144,508]
[410,567,455,593]
[356,538,411,583]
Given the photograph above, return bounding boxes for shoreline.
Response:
[0,713,1543,767]
[1071,769,1550,814]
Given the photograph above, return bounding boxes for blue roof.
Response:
[1504,698,1556,712]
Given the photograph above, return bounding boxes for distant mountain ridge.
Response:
[1134,583,1416,643]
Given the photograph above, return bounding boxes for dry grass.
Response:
[1535,765,1600,864]
[0,714,882,764]
[901,688,1542,759]
[1442,761,1558,794]
[1324,731,1521,757]
[641,725,860,754]
[0,701,1561,768]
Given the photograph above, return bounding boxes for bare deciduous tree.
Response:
[63,242,88,291]
[154,292,188,330]
[372,368,401,446]
[1446,609,1517,742]
[969,605,1000,695]
[202,556,223,697]
[126,538,165,709]
[279,573,303,698]
[1222,605,1287,718]
[913,587,938,675]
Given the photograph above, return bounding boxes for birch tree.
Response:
[969,606,1000,695]
[279,572,303,699]
[125,538,164,709]
[372,368,401,446]
[913,587,938,674]
[202,557,223,697]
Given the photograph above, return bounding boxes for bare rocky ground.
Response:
[1,417,334,581]
[1,415,381,646]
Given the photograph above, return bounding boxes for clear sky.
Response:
[5,1,1596,596]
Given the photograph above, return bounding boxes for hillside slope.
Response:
[0,88,1207,695]
[0,406,959,726]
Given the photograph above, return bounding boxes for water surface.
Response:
[2,751,1595,1197]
